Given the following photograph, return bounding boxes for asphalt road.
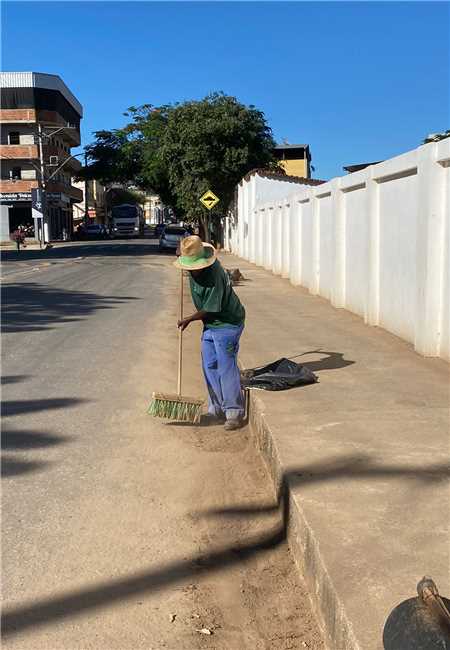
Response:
[1,240,323,649]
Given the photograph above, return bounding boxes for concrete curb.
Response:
[0,243,52,251]
[245,387,360,650]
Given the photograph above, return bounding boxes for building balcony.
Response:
[37,111,81,146]
[65,156,82,173]
[0,179,83,202]
[0,108,37,123]
[0,179,38,194]
[46,180,83,202]
[45,146,82,173]
[0,144,39,160]
[0,110,81,146]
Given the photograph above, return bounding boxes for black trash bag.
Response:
[241,358,318,391]
[383,577,450,650]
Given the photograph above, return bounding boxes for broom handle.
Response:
[177,270,183,396]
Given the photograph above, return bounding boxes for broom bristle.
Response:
[148,392,203,424]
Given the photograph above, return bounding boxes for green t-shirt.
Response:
[189,260,245,329]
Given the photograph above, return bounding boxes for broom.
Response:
[148,270,204,423]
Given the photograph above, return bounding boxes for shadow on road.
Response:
[1,375,31,385]
[202,453,450,519]
[2,458,50,478]
[2,453,448,637]
[2,397,87,418]
[1,241,161,264]
[2,430,72,450]
[2,397,87,417]
[289,349,355,372]
[2,282,139,334]
[2,375,87,477]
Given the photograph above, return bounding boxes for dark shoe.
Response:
[201,413,226,426]
[224,418,243,431]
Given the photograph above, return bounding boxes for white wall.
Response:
[226,140,450,361]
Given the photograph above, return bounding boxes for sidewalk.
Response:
[220,251,450,649]
[0,240,52,251]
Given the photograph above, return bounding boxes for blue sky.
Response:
[2,1,449,179]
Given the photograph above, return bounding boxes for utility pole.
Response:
[33,124,79,244]
[37,123,46,246]
[84,151,89,226]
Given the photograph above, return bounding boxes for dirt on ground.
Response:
[2,244,324,650]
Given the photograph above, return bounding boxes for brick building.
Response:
[0,72,83,241]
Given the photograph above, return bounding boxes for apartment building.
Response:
[274,143,312,178]
[143,192,172,224]
[72,179,106,227]
[0,72,83,241]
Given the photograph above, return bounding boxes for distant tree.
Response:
[79,130,142,184]
[109,187,146,206]
[77,108,180,214]
[79,93,280,239]
[160,92,279,240]
[122,105,178,210]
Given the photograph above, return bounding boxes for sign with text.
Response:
[46,192,69,204]
[0,191,32,203]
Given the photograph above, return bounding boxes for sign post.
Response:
[32,188,46,249]
[200,190,220,243]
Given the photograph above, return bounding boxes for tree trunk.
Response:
[200,213,210,243]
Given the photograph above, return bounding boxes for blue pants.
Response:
[201,325,244,420]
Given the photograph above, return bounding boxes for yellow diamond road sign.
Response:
[200,190,220,210]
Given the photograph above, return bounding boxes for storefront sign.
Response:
[46,192,69,204]
[0,192,32,203]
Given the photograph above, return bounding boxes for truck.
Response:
[110,204,144,238]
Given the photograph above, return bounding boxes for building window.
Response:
[8,132,20,145]
[11,167,22,180]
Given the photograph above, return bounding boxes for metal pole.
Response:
[84,152,89,225]
[37,123,46,247]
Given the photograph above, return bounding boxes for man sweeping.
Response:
[174,236,245,431]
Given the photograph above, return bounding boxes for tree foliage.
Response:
[108,187,146,206]
[122,104,177,209]
[79,92,280,237]
[160,93,279,235]
[80,130,142,184]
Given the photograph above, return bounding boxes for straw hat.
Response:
[173,235,217,270]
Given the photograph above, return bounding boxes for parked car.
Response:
[154,222,171,238]
[159,225,190,252]
[80,224,109,240]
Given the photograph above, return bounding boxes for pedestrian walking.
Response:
[11,227,26,252]
[174,235,245,430]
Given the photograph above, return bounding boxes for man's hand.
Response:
[177,310,208,330]
[177,318,191,331]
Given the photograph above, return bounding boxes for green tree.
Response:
[78,108,180,215]
[80,129,142,184]
[108,187,146,206]
[160,92,279,240]
[122,105,179,212]
[79,93,280,240]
